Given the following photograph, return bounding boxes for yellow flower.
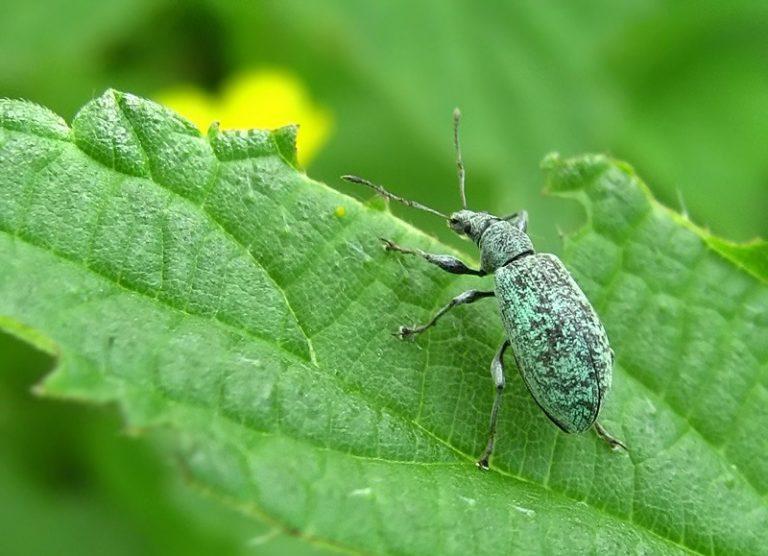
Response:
[157,69,332,166]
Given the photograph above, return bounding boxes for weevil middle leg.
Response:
[395,289,495,339]
[477,339,510,470]
[380,238,486,276]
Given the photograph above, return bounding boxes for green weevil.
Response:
[342,109,626,469]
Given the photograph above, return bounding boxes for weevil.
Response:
[342,109,626,469]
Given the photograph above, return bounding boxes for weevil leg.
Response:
[380,238,486,276]
[594,421,628,452]
[502,210,528,233]
[395,289,495,339]
[477,339,510,470]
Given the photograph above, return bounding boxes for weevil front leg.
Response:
[380,238,486,276]
[477,339,510,470]
[395,289,495,339]
[594,421,628,451]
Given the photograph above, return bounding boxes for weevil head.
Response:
[450,209,535,272]
[447,210,496,243]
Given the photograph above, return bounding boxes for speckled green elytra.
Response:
[342,109,626,469]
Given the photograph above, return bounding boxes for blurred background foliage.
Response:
[1,1,766,553]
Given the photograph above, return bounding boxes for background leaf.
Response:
[212,0,768,248]
[1,91,766,554]
[4,1,765,246]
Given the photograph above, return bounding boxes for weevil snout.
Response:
[447,211,471,235]
[447,210,496,243]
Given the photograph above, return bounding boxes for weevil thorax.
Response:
[478,219,535,273]
[448,210,534,274]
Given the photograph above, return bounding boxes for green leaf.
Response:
[1,91,766,555]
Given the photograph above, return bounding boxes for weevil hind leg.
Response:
[395,289,494,339]
[477,339,510,470]
[594,421,628,452]
[380,238,486,276]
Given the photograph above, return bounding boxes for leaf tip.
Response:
[541,152,613,196]
[71,88,152,178]
[207,122,300,170]
[271,124,300,169]
[0,97,71,140]
[207,120,221,139]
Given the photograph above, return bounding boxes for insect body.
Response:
[342,110,625,469]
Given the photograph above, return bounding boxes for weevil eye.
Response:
[463,225,471,234]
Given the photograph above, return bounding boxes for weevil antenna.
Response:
[453,108,467,209]
[341,175,448,219]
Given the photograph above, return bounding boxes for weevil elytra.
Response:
[342,109,626,469]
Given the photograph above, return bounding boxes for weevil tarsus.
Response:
[380,238,486,276]
[395,289,495,339]
[477,339,511,470]
[594,421,628,451]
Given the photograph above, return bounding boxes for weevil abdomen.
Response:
[494,253,612,433]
